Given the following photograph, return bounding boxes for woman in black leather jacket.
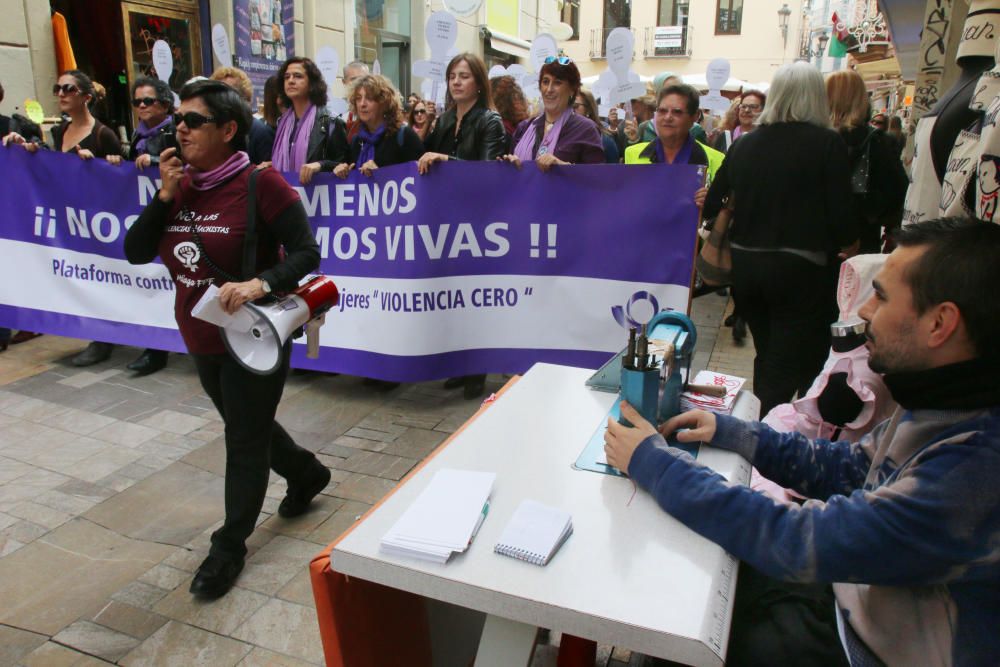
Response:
[417,53,506,400]
[418,53,507,170]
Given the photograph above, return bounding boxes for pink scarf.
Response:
[186,151,251,191]
[272,105,318,172]
[513,108,573,162]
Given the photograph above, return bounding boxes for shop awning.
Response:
[483,28,531,59]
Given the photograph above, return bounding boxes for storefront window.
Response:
[355,0,412,95]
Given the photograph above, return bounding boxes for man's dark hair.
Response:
[892,217,1000,359]
[179,79,251,151]
[277,57,328,108]
[131,76,174,111]
[658,83,700,116]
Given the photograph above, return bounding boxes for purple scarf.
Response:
[513,108,573,162]
[654,134,695,165]
[133,116,173,155]
[355,124,386,168]
[272,104,317,172]
[186,151,251,191]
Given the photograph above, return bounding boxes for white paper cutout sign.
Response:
[211,24,232,66]
[152,40,173,83]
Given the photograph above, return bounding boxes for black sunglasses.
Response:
[544,56,572,65]
[132,97,160,108]
[53,83,80,96]
[173,112,218,129]
[413,109,427,114]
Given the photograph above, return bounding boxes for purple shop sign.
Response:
[234,0,295,105]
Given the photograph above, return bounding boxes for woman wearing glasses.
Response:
[125,80,327,600]
[502,56,604,171]
[417,53,507,400]
[105,76,177,375]
[712,90,765,154]
[406,98,433,144]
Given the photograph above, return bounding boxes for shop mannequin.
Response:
[904,0,999,224]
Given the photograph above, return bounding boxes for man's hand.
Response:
[106,154,122,166]
[359,159,379,176]
[604,401,658,472]
[659,410,717,444]
[217,279,266,314]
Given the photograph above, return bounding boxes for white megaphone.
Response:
[221,276,339,374]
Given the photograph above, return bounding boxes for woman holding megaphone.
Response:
[125,79,328,600]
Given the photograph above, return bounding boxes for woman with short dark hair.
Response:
[501,57,604,171]
[271,56,348,184]
[125,79,327,599]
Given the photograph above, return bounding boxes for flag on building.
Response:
[829,12,849,57]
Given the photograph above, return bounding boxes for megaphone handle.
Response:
[306,314,326,359]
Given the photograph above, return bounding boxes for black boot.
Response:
[278,464,332,518]
[463,375,487,400]
[127,349,168,376]
[732,316,747,344]
[72,341,113,367]
[189,554,244,599]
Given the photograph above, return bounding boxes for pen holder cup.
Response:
[620,367,660,426]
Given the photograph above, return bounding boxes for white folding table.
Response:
[331,363,760,666]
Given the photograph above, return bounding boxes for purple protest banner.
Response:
[0,147,702,381]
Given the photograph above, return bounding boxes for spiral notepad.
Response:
[494,500,573,566]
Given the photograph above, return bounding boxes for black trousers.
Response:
[727,563,850,667]
[732,250,838,416]
[192,345,319,560]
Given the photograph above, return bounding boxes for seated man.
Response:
[605,217,1000,666]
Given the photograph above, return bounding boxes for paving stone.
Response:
[33,489,100,515]
[89,420,160,447]
[276,567,318,609]
[112,581,171,610]
[0,624,48,666]
[161,546,204,573]
[136,409,210,435]
[0,510,18,530]
[237,535,324,596]
[153,581,269,636]
[316,442,358,458]
[51,620,142,663]
[56,368,123,389]
[83,462,224,547]
[258,495,344,540]
[379,427,449,459]
[65,447,146,484]
[330,472,397,504]
[43,407,118,435]
[336,450,418,480]
[231,598,324,664]
[180,439,226,477]
[120,620,253,667]
[1,395,71,421]
[56,478,117,504]
[90,600,169,640]
[7,501,72,529]
[238,647,318,667]
[0,518,171,635]
[2,519,49,543]
[20,641,114,666]
[0,455,34,484]
[330,433,388,453]
[305,499,372,546]
[138,563,191,591]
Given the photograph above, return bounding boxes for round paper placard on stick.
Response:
[705,58,731,92]
[425,11,458,60]
[529,33,559,72]
[442,0,483,17]
[605,27,633,82]
[152,40,173,83]
[211,24,232,66]
[315,46,340,88]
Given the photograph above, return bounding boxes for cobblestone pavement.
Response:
[0,292,755,666]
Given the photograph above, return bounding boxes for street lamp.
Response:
[799,30,830,63]
[778,4,792,49]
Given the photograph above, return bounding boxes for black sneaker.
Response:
[278,465,332,518]
[189,554,244,599]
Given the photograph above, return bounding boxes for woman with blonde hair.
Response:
[333,74,424,179]
[826,70,907,253]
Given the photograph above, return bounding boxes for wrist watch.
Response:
[259,278,272,295]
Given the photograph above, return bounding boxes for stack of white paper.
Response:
[380,469,495,564]
[680,370,746,415]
